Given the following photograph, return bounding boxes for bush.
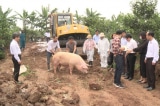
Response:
[0,51,5,60]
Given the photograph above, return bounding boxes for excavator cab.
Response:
[49,13,90,47]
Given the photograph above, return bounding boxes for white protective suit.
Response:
[98,38,110,68]
[83,39,97,62]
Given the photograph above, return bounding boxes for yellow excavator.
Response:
[49,13,90,46]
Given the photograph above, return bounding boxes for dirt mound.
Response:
[0,78,53,106]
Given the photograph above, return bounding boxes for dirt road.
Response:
[0,42,160,106]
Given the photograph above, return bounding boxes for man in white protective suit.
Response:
[98,33,110,68]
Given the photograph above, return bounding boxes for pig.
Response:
[52,52,88,75]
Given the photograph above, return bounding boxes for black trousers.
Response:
[126,53,136,78]
[108,52,114,68]
[12,55,21,82]
[140,54,146,78]
[146,58,156,88]
[46,37,50,42]
[122,51,127,73]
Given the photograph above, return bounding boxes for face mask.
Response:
[139,36,142,40]
[54,40,57,42]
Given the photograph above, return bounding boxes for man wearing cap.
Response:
[83,34,97,66]
[97,33,110,68]
[66,36,77,54]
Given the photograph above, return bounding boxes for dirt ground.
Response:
[0,42,160,106]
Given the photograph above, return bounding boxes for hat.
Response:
[99,33,105,37]
[86,34,92,39]
[68,36,74,39]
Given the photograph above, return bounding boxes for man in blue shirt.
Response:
[121,30,127,46]
[93,30,100,45]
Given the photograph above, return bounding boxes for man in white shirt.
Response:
[47,36,61,71]
[44,30,51,42]
[125,34,138,81]
[10,33,22,84]
[144,31,159,91]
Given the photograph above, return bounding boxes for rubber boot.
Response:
[89,61,91,66]
[47,63,50,71]
[90,61,93,66]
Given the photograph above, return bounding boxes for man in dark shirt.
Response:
[66,36,77,54]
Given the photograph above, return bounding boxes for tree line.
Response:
[0,0,160,59]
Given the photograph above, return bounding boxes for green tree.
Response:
[74,10,81,24]
[16,10,29,30]
[132,0,157,19]
[82,8,102,35]
[0,6,19,59]
[28,11,37,29]
[123,0,160,41]
[36,6,50,31]
[0,6,18,47]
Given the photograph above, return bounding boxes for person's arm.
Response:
[133,40,138,48]
[133,40,148,52]
[56,41,61,52]
[152,42,159,64]
[93,40,97,49]
[97,40,100,53]
[24,34,26,41]
[109,40,112,51]
[73,42,77,53]
[93,35,95,40]
[66,43,69,52]
[11,44,21,63]
[106,39,110,52]
[112,40,116,55]
[83,40,86,53]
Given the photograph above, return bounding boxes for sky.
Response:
[1,0,160,28]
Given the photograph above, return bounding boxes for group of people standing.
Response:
[83,30,110,68]
[83,30,159,91]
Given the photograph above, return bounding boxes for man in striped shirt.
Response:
[112,30,125,88]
